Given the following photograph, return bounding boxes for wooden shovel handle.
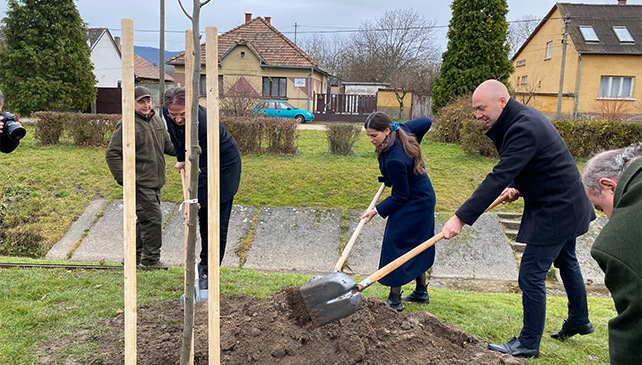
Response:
[334,183,386,271]
[180,169,188,201]
[358,193,510,290]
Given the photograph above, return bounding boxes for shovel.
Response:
[334,182,386,272]
[300,194,510,327]
[177,169,208,305]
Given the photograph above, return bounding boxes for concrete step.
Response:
[511,242,526,253]
[498,218,521,231]
[504,229,519,241]
[496,212,522,220]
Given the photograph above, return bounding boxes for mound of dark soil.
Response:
[40,287,524,365]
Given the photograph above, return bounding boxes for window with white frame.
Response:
[545,41,552,59]
[522,76,528,85]
[599,76,635,99]
[579,26,599,42]
[516,59,526,67]
[612,26,634,43]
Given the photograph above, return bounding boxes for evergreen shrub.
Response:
[432,95,474,144]
[460,120,497,158]
[554,119,642,158]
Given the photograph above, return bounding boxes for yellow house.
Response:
[511,1,641,119]
[167,13,330,113]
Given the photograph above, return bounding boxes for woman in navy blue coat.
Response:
[361,111,436,311]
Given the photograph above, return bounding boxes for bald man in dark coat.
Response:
[442,80,596,359]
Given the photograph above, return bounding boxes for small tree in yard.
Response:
[513,72,544,106]
[219,75,262,117]
[177,0,210,364]
[0,0,97,115]
[431,0,513,114]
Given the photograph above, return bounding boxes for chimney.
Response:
[618,0,626,4]
[265,17,271,24]
[245,13,252,23]
[114,36,121,51]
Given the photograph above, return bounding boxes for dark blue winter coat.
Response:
[455,98,595,245]
[376,117,436,287]
[162,105,241,206]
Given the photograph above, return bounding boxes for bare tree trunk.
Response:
[179,1,204,364]
[394,89,406,120]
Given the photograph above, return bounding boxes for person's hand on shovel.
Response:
[361,208,377,224]
[443,189,517,239]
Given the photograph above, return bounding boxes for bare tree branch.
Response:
[201,0,211,6]
[177,0,192,21]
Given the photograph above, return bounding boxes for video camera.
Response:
[1,112,26,141]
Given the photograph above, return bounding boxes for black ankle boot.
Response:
[386,292,404,312]
[402,285,429,304]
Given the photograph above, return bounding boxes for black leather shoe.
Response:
[386,292,404,312]
[401,286,430,304]
[551,320,594,340]
[488,337,539,358]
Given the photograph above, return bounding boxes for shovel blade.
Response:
[300,272,362,327]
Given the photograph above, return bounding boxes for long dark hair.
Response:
[364,112,425,175]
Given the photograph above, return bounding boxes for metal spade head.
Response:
[300,271,363,327]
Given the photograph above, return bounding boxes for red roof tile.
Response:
[135,54,174,82]
[167,17,329,74]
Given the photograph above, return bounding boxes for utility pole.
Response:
[556,17,570,119]
[294,23,298,44]
[159,0,166,107]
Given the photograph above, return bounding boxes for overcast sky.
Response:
[0,0,640,52]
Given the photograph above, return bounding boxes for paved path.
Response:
[46,199,606,286]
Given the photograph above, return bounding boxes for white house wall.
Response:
[91,34,121,88]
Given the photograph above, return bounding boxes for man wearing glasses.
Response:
[162,87,242,289]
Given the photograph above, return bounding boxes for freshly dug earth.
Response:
[41,287,524,365]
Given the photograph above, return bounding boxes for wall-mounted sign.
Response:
[294,78,306,87]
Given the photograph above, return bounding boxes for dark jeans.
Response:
[198,198,234,268]
[136,187,163,265]
[517,237,590,349]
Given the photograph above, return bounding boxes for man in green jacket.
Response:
[582,142,642,365]
[106,87,176,268]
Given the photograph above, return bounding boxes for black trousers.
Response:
[517,237,590,349]
[198,198,234,268]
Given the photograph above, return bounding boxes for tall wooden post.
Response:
[183,29,196,365]
[206,26,221,365]
[121,18,137,365]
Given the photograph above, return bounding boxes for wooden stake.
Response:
[184,29,196,365]
[121,18,137,365]
[206,26,221,365]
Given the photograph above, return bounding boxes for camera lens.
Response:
[5,120,26,141]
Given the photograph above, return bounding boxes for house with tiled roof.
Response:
[511,1,641,118]
[88,28,122,88]
[167,13,331,113]
[87,28,174,113]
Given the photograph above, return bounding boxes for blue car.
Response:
[253,100,314,123]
